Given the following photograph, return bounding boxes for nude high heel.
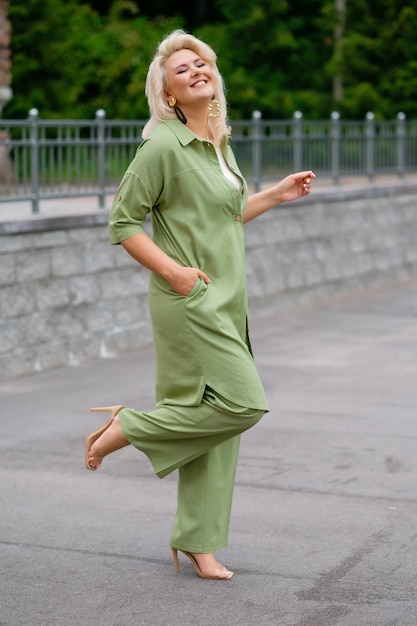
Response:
[171,548,234,580]
[85,405,124,471]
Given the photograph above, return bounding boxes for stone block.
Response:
[389,248,405,267]
[339,255,359,278]
[282,217,304,241]
[0,346,37,378]
[103,322,152,356]
[83,303,114,332]
[285,265,305,290]
[84,241,116,273]
[404,247,417,263]
[52,245,84,277]
[301,206,326,239]
[98,267,148,300]
[349,232,369,254]
[35,278,70,311]
[33,230,67,248]
[0,284,36,317]
[67,225,108,243]
[34,341,70,372]
[69,275,100,306]
[304,260,324,286]
[67,334,102,366]
[49,309,85,339]
[324,259,343,281]
[0,250,14,285]
[113,246,137,268]
[292,240,316,263]
[0,318,23,352]
[372,251,391,272]
[356,253,374,275]
[16,249,51,282]
[113,295,149,326]
[313,239,330,261]
[24,312,57,345]
[0,233,33,252]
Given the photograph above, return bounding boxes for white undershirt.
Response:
[214,146,241,190]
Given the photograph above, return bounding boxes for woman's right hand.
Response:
[168,265,212,296]
[120,234,211,296]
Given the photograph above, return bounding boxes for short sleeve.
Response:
[109,140,164,245]
[109,172,155,244]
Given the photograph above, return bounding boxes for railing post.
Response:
[396,112,406,179]
[251,110,262,192]
[330,111,340,185]
[365,111,375,182]
[29,108,40,214]
[293,111,303,172]
[96,108,106,208]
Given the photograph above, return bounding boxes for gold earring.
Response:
[168,96,176,107]
[208,98,221,118]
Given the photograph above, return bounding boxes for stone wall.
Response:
[245,190,417,315]
[1,189,417,379]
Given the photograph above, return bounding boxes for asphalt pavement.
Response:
[1,275,417,626]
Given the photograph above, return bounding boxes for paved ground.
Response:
[1,276,417,626]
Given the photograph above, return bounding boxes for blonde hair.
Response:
[142,29,230,146]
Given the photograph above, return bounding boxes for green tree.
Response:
[5,0,181,119]
[199,0,332,119]
[5,0,102,118]
[323,0,417,118]
[5,0,417,120]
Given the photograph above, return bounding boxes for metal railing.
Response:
[0,109,416,214]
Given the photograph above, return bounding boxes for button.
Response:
[235,215,241,221]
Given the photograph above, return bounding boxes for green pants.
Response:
[118,387,265,552]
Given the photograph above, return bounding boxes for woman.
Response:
[85,29,315,580]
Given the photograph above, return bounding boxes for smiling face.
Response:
[164,48,215,110]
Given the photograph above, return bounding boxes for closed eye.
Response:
[175,58,206,74]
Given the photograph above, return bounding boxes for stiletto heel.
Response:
[90,405,124,415]
[85,405,124,471]
[171,548,234,580]
[172,548,180,573]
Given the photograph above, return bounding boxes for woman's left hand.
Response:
[275,170,316,203]
[243,170,316,223]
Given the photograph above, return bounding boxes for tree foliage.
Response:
[4,0,417,120]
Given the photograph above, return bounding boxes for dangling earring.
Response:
[168,96,187,124]
[208,98,221,118]
[174,106,187,124]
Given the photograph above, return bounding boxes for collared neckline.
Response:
[161,119,201,146]
[161,119,229,151]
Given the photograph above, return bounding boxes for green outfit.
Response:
[109,119,268,552]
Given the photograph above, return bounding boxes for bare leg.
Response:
[87,417,130,470]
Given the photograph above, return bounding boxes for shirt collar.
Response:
[162,119,199,146]
[161,119,229,150]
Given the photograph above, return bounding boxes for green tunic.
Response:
[109,119,268,412]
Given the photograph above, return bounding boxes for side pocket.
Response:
[185,277,203,299]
